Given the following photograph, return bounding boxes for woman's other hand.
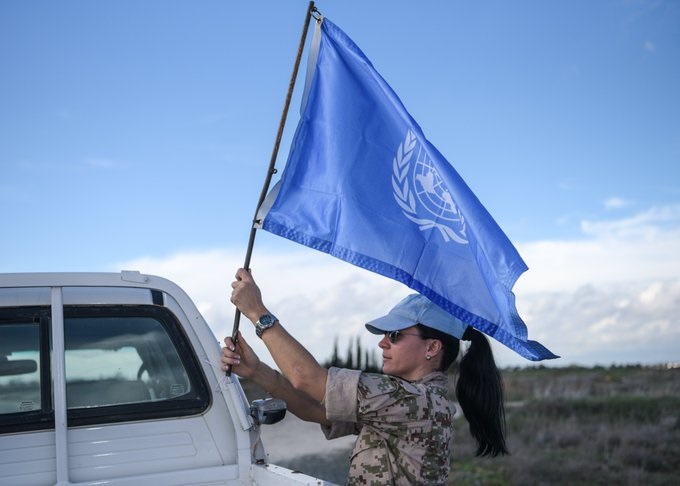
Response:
[221,331,260,378]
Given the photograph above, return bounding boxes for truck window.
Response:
[0,322,42,415]
[64,305,211,425]
[0,310,51,434]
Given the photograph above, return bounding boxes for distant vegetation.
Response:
[322,335,381,373]
[448,364,680,485]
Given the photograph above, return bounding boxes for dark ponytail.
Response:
[456,328,508,457]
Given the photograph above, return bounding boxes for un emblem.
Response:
[392,130,468,244]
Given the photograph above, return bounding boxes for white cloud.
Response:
[603,196,630,209]
[114,204,680,369]
[644,40,656,53]
[495,278,680,367]
[516,205,680,294]
[582,204,680,237]
[506,204,680,366]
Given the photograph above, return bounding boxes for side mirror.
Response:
[250,398,287,425]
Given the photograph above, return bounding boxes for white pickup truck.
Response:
[0,271,331,485]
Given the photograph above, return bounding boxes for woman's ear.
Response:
[427,339,443,357]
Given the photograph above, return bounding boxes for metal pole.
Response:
[227,1,317,375]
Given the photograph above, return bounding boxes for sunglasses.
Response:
[384,330,423,344]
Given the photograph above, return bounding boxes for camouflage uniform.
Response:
[321,367,454,485]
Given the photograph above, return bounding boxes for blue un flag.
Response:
[260,18,557,361]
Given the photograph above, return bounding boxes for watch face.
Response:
[256,314,277,338]
[259,314,276,327]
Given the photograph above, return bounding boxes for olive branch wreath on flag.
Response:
[392,130,468,245]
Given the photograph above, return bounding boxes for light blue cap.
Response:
[365,294,469,339]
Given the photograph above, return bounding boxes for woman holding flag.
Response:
[222,267,508,485]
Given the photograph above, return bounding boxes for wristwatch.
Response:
[255,313,278,338]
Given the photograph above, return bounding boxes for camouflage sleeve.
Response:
[320,420,360,440]
[323,366,362,422]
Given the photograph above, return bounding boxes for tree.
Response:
[323,334,381,373]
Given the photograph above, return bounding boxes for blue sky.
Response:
[2,0,679,368]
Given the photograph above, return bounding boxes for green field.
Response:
[449,365,680,485]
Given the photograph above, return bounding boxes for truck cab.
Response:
[0,271,329,485]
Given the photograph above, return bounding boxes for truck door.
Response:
[0,284,241,485]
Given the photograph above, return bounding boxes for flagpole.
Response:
[227,1,317,375]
